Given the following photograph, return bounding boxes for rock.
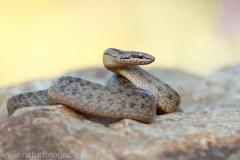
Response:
[65,67,112,85]
[0,64,240,159]
[148,68,203,83]
[0,106,239,160]
[174,63,240,112]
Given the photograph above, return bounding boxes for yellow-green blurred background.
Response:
[1,0,240,87]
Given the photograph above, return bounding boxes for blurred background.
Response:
[1,0,240,87]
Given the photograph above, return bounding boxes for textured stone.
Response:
[0,106,239,160]
[65,67,112,85]
[0,64,240,159]
[173,63,240,112]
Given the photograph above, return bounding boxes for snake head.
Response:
[103,48,155,67]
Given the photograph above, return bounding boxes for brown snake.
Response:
[7,48,180,123]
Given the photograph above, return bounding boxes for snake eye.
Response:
[137,54,143,59]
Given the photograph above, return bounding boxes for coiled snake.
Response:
[7,48,180,123]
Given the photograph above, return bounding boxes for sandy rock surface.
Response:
[0,65,240,160]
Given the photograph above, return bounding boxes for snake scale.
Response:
[7,48,180,123]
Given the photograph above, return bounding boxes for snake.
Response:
[7,48,180,123]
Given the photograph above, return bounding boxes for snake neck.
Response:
[110,65,157,89]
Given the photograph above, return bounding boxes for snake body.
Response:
[7,48,180,123]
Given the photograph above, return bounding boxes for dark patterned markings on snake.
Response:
[7,48,180,123]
